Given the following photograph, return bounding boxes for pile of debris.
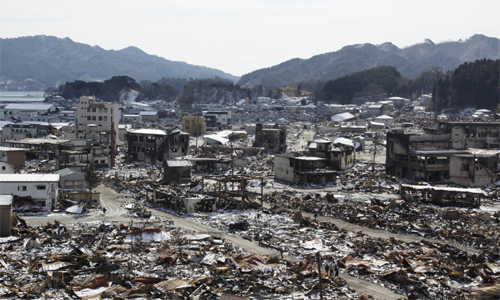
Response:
[184,209,500,299]
[0,217,361,299]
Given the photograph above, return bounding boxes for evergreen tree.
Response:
[84,163,101,192]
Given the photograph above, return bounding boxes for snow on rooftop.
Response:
[0,195,13,206]
[4,103,55,110]
[129,129,167,135]
[0,174,60,182]
[331,112,355,122]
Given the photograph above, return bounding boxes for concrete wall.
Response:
[0,196,13,237]
[274,155,294,183]
[450,155,498,187]
[67,192,100,206]
[60,173,88,189]
[0,162,15,174]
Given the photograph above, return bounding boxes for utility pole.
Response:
[372,131,377,172]
[316,252,324,300]
[433,67,442,129]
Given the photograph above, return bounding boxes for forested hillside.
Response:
[437,59,499,110]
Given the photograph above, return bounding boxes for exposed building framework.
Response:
[201,175,264,209]
[400,184,482,208]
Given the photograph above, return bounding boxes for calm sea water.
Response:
[0,91,45,102]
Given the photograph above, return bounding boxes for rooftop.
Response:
[128,129,167,136]
[0,195,13,206]
[0,174,60,182]
[0,147,26,152]
[166,160,193,167]
[4,103,55,110]
[54,168,84,176]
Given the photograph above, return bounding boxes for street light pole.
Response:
[317,252,324,300]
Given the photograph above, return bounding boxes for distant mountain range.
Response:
[0,35,239,90]
[237,34,500,87]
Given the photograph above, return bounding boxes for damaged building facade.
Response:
[438,121,500,149]
[275,155,337,185]
[75,96,119,167]
[0,174,60,211]
[450,154,499,187]
[253,123,287,153]
[127,128,189,164]
[386,130,467,181]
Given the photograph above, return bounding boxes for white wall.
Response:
[0,181,58,210]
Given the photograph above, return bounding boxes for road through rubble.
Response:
[146,206,406,300]
[23,185,405,300]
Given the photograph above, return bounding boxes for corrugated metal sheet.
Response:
[41,261,71,272]
[154,278,191,292]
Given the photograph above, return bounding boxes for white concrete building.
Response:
[75,96,120,166]
[0,174,60,211]
[75,96,119,140]
[2,103,57,121]
[375,115,395,127]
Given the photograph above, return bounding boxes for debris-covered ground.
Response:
[0,216,365,300]
[183,208,500,299]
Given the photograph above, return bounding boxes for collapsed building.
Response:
[127,128,190,164]
[253,123,287,153]
[275,155,337,185]
[400,183,482,208]
[274,137,355,185]
[163,160,192,184]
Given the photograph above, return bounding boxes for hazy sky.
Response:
[1,0,499,77]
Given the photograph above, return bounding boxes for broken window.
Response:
[36,185,46,190]
[18,186,27,191]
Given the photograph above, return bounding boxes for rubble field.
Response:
[1,216,366,300]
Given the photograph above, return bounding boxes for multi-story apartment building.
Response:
[76,96,119,137]
[75,96,119,167]
[438,121,500,150]
[127,128,190,164]
[182,116,206,137]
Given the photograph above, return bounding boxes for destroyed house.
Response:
[163,160,192,184]
[0,174,59,211]
[438,121,500,150]
[450,154,499,187]
[275,154,337,185]
[400,184,482,208]
[307,139,355,170]
[253,123,287,153]
[386,131,467,182]
[127,128,189,164]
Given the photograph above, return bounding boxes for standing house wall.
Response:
[161,133,190,161]
[0,180,59,210]
[450,155,498,187]
[0,195,13,237]
[274,155,294,183]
